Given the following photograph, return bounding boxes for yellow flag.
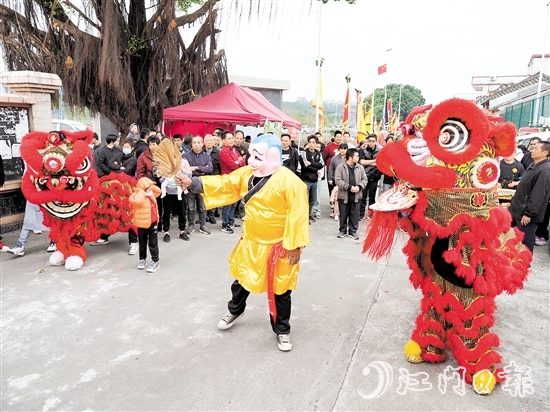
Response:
[312,69,325,133]
[357,103,369,142]
[364,108,372,134]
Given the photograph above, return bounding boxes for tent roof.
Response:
[162,82,301,129]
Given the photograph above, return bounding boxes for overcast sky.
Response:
[217,0,549,104]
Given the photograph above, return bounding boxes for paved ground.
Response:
[1,191,549,411]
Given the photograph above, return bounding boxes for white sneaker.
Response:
[137,259,146,270]
[7,246,25,256]
[129,243,139,255]
[33,230,42,234]
[47,242,57,252]
[334,215,339,221]
[146,261,161,273]
[277,334,293,351]
[90,238,110,246]
[217,312,244,330]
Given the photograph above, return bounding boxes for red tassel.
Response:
[362,210,399,260]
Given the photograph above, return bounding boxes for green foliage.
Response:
[177,0,205,13]
[366,84,425,123]
[127,35,148,54]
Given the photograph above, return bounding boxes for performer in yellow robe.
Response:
[176,134,310,351]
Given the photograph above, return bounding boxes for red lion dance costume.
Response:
[363,98,531,394]
[20,130,135,271]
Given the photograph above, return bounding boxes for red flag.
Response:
[342,76,351,132]
[377,64,387,75]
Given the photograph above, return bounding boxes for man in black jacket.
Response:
[358,134,381,220]
[281,133,299,174]
[510,141,550,252]
[134,128,150,159]
[299,135,324,223]
[520,137,542,170]
[95,134,121,178]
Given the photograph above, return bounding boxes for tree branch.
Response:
[175,0,220,27]
[0,4,48,41]
[51,16,97,41]
[60,0,101,32]
[185,7,219,54]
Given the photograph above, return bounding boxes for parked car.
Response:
[52,119,88,132]
[517,131,550,148]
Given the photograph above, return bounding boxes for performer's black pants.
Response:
[227,280,291,335]
[138,224,159,262]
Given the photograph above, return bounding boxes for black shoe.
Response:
[221,225,234,234]
[163,232,170,243]
[231,223,241,228]
[195,220,200,224]
[179,231,190,241]
[208,216,216,224]
[309,216,316,223]
[214,210,220,217]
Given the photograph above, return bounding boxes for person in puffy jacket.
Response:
[129,177,161,273]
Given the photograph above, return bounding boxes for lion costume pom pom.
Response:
[363,98,531,394]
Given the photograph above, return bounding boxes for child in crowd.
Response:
[129,177,161,273]
[329,186,340,221]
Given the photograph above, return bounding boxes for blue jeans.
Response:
[16,228,31,247]
[312,180,322,216]
[305,181,317,216]
[222,203,237,226]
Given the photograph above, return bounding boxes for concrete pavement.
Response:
[1,193,549,411]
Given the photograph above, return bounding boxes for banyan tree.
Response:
[0,0,228,132]
[0,0,356,132]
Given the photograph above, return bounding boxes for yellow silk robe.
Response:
[201,166,310,294]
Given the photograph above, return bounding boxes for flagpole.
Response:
[370,90,375,133]
[534,1,550,125]
[378,48,392,131]
[398,84,404,122]
[315,3,322,133]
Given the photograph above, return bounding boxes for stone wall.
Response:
[0,71,61,234]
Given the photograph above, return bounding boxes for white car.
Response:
[52,119,88,132]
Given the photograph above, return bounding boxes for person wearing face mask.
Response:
[174,134,309,352]
[109,138,137,176]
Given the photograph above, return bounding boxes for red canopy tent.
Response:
[162,82,301,137]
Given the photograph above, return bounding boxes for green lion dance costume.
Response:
[363,98,531,394]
